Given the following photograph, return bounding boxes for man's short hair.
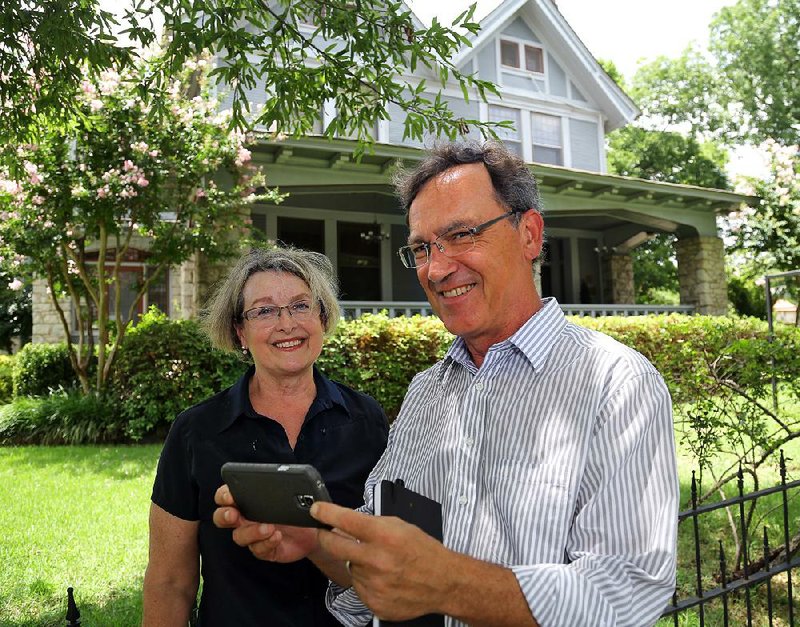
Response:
[394,140,542,220]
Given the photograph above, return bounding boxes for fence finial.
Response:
[66,587,81,626]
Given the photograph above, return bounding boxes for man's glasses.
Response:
[397,210,524,269]
[241,300,315,324]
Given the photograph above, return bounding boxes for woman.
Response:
[142,247,389,626]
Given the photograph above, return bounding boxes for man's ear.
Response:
[520,209,544,262]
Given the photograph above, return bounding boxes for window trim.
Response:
[498,37,546,77]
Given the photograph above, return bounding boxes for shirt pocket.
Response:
[487,459,572,567]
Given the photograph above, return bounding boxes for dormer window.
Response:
[500,39,544,74]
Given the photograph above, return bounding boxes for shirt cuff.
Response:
[512,563,616,627]
[325,582,373,627]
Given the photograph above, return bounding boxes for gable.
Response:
[454,0,638,132]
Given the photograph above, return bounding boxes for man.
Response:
[214,141,679,626]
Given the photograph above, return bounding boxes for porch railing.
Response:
[340,301,694,319]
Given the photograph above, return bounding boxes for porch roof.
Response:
[250,136,757,238]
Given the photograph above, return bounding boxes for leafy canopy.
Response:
[1,0,505,148]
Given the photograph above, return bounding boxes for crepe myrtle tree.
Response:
[0,57,278,394]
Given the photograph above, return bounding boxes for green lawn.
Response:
[0,445,160,627]
[3,421,800,626]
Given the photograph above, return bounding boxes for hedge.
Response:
[2,312,799,444]
[0,355,13,404]
[317,313,453,419]
[109,309,247,440]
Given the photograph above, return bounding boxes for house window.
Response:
[277,216,325,254]
[109,266,169,323]
[71,264,169,337]
[337,221,381,301]
[488,105,522,157]
[500,39,544,74]
[532,113,563,165]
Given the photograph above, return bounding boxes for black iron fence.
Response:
[661,451,800,625]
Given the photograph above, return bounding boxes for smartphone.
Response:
[220,462,332,528]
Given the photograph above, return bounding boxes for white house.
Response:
[32,0,753,342]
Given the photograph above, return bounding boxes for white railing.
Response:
[340,301,433,319]
[340,301,694,319]
[560,304,695,317]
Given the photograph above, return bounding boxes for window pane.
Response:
[147,267,169,314]
[532,145,563,166]
[532,113,562,147]
[525,45,544,73]
[112,268,142,323]
[488,105,521,141]
[337,222,381,300]
[277,217,325,254]
[500,40,519,68]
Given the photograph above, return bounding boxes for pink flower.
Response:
[31,195,45,205]
[97,187,108,198]
[123,160,135,171]
[7,279,23,291]
[90,99,104,112]
[136,177,149,187]
[235,147,252,167]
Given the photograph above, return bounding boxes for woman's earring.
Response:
[241,346,250,356]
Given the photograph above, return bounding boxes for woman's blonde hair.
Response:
[203,246,341,354]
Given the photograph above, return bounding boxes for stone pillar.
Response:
[177,254,200,319]
[604,253,635,304]
[675,236,728,315]
[31,279,69,343]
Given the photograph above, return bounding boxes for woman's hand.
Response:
[213,484,320,563]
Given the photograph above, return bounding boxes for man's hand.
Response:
[311,501,453,622]
[212,484,319,563]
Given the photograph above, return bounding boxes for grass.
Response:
[0,445,160,627]
[3,405,800,626]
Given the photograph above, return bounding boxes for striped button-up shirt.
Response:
[328,298,678,626]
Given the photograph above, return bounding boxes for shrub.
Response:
[0,389,123,444]
[571,314,786,403]
[0,355,14,403]
[110,309,246,440]
[12,342,81,397]
[318,313,453,419]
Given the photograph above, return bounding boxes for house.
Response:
[773,299,798,325]
[31,0,753,343]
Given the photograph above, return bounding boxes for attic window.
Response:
[500,39,544,74]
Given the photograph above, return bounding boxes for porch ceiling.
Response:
[251,137,757,235]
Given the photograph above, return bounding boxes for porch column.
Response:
[675,236,728,315]
[603,253,635,304]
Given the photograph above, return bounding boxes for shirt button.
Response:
[465,437,474,449]
[458,495,468,505]
[474,381,484,391]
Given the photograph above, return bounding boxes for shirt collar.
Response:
[217,364,349,434]
[443,297,566,373]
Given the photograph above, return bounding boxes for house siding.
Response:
[502,17,541,42]
[548,55,568,98]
